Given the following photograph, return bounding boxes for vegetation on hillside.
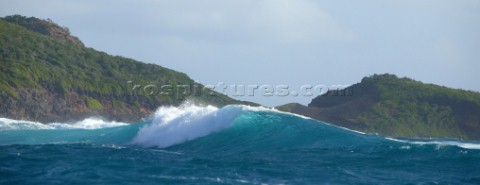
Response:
[2,15,83,46]
[281,74,480,140]
[354,74,479,138]
[0,15,249,122]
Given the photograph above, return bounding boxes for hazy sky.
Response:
[1,0,479,106]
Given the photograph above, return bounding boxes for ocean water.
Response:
[1,105,480,184]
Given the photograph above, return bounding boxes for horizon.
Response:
[1,0,479,106]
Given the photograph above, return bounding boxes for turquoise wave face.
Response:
[170,111,386,152]
[1,105,480,184]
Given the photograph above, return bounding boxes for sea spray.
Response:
[132,104,246,148]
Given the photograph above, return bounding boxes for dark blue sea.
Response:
[1,105,480,184]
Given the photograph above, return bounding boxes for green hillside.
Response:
[279,74,480,140]
[0,15,251,123]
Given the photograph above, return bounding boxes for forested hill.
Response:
[278,74,480,140]
[0,15,251,123]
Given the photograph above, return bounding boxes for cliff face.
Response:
[1,88,154,123]
[0,15,251,123]
[278,74,480,140]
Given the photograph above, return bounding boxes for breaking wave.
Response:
[1,103,479,150]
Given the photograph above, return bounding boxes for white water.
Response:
[50,118,127,129]
[132,104,247,148]
[386,138,480,150]
[0,117,127,130]
[0,118,52,130]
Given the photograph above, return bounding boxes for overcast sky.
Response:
[1,0,479,106]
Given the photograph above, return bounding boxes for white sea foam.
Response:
[0,118,53,130]
[271,107,313,120]
[272,108,368,135]
[49,118,127,129]
[132,104,247,148]
[386,137,480,150]
[0,117,127,131]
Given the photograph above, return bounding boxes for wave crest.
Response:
[132,104,248,148]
